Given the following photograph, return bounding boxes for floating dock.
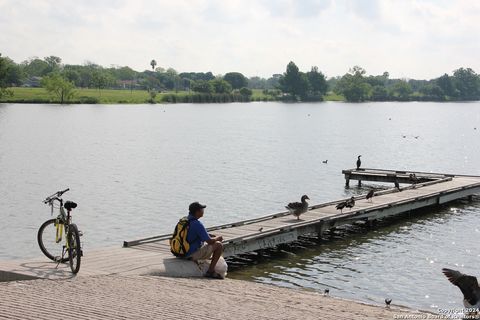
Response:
[1,168,479,281]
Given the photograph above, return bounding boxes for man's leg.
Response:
[207,242,223,273]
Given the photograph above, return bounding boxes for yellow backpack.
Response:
[170,216,190,257]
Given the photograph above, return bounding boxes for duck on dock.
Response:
[442,268,480,310]
[336,201,347,213]
[356,155,362,170]
[366,190,375,202]
[346,196,355,210]
[286,195,310,220]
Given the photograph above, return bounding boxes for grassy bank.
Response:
[0,87,345,104]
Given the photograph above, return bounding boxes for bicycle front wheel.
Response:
[67,223,81,274]
[37,218,68,262]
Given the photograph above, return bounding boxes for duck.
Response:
[336,201,347,213]
[286,195,310,220]
[366,190,375,202]
[322,160,328,164]
[346,196,355,210]
[442,268,480,309]
[356,155,362,170]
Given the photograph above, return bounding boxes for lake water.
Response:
[0,102,479,312]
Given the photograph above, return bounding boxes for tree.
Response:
[23,58,49,77]
[0,54,13,98]
[224,72,248,89]
[436,73,455,98]
[334,66,371,102]
[279,61,309,100]
[211,79,232,94]
[150,59,157,71]
[306,66,328,97]
[420,83,445,101]
[370,85,389,101]
[239,87,253,97]
[389,80,412,101]
[191,80,213,93]
[452,68,480,100]
[41,73,75,104]
[44,56,62,73]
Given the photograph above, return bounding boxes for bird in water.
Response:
[324,289,330,296]
[414,136,419,139]
[366,190,375,202]
[285,195,310,220]
[336,201,347,213]
[356,155,362,170]
[385,298,392,307]
[402,135,407,138]
[346,196,355,210]
[322,160,328,164]
[442,268,480,310]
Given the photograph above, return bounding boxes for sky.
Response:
[1,0,479,79]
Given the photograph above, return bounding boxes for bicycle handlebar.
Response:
[44,188,70,204]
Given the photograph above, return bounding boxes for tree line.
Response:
[1,53,480,103]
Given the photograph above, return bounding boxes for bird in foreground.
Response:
[442,268,480,309]
[285,195,310,220]
[394,180,401,191]
[346,196,355,210]
[356,155,362,170]
[366,190,375,202]
[258,227,263,232]
[385,298,392,307]
[336,201,347,213]
[324,289,330,296]
[322,160,328,164]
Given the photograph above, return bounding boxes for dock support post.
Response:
[468,195,473,201]
[345,178,350,187]
[358,180,362,187]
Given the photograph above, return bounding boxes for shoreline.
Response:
[0,273,432,319]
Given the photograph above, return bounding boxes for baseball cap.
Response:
[189,202,206,213]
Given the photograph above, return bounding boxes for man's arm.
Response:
[198,224,222,244]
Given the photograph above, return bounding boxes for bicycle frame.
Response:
[48,199,72,249]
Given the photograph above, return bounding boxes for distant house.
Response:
[22,76,42,88]
[117,80,137,89]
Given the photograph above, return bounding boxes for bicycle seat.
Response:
[64,201,77,211]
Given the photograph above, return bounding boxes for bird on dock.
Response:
[324,289,330,296]
[285,195,310,220]
[442,268,480,309]
[366,190,375,202]
[346,196,355,210]
[258,227,263,232]
[385,298,392,307]
[336,201,348,213]
[394,180,401,191]
[322,160,328,164]
[409,173,419,184]
[356,155,362,170]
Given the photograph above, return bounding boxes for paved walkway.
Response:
[0,275,430,320]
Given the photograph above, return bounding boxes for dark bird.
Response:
[409,173,419,184]
[356,155,362,170]
[322,160,328,164]
[414,136,419,139]
[385,298,392,307]
[324,289,330,296]
[388,118,392,120]
[402,135,407,138]
[394,180,401,191]
[346,196,355,210]
[366,190,375,202]
[442,268,480,309]
[258,227,263,232]
[336,201,348,213]
[285,195,310,220]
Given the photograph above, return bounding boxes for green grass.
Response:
[0,87,343,104]
[324,91,345,101]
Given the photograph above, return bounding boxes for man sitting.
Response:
[186,202,224,279]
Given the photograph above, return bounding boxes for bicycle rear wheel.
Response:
[37,218,68,262]
[67,223,81,274]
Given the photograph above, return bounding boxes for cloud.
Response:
[0,0,479,79]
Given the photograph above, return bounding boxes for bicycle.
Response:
[37,188,82,274]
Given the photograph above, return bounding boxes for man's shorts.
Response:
[189,244,214,261]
